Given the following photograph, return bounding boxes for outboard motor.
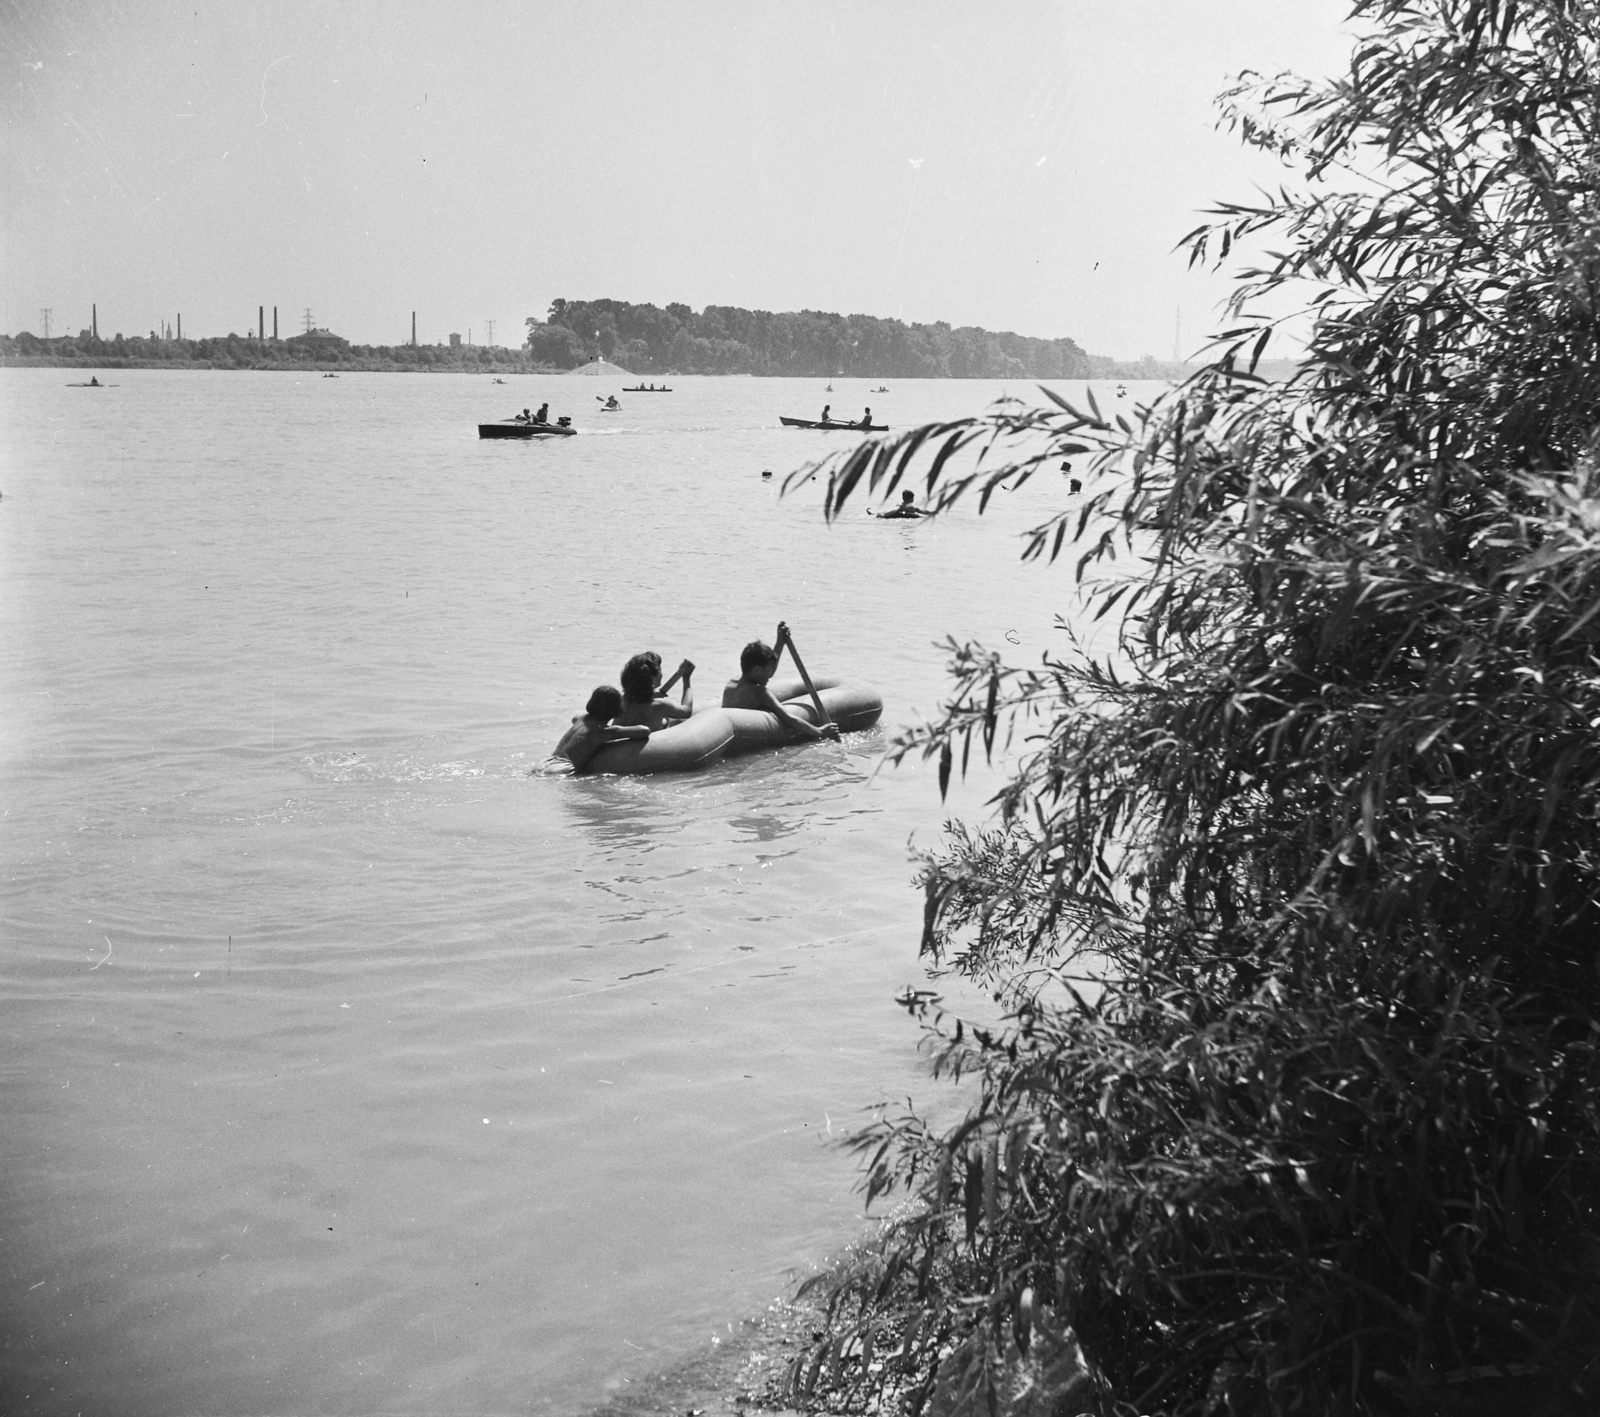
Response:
[557,416,572,428]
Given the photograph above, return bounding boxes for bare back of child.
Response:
[548,685,650,772]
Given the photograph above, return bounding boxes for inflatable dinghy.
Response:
[582,677,881,775]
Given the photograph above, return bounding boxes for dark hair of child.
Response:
[619,652,663,703]
[585,685,623,719]
[740,640,778,674]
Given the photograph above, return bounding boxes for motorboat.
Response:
[478,417,576,438]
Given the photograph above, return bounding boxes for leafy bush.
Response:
[786,3,1600,1413]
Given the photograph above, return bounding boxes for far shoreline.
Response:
[0,356,1232,380]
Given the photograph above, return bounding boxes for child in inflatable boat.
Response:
[614,651,696,730]
[552,686,652,770]
[722,641,841,742]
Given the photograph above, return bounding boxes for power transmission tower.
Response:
[304,307,315,335]
[40,308,52,339]
[483,319,496,347]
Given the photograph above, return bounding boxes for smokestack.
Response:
[92,304,98,339]
[273,307,278,340]
[412,311,417,347]
[177,313,181,340]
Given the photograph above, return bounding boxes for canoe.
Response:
[780,416,887,431]
[582,678,882,775]
[621,386,672,392]
[478,420,576,438]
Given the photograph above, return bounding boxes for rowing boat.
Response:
[779,416,887,431]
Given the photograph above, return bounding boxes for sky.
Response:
[2,0,1356,360]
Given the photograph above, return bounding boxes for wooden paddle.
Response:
[659,658,694,699]
[774,622,832,726]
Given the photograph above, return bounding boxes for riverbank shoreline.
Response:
[0,354,565,374]
[580,1295,821,1417]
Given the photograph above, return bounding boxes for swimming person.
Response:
[615,651,696,730]
[875,489,926,519]
[722,641,840,742]
[551,686,651,771]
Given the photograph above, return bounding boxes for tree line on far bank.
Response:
[0,317,1279,383]
[529,298,1116,379]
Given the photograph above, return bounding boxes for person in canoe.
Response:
[551,686,652,771]
[615,651,696,730]
[859,407,873,428]
[602,395,620,410]
[875,489,926,519]
[820,404,832,424]
[88,376,101,387]
[722,641,840,742]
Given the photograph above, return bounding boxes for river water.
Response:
[0,368,1147,1415]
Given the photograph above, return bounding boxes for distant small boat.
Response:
[67,380,111,387]
[478,419,576,438]
[621,385,671,392]
[871,386,888,393]
[492,377,506,384]
[780,416,887,431]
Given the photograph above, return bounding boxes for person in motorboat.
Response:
[551,686,652,771]
[722,641,840,742]
[534,402,549,423]
[875,489,926,519]
[614,651,696,730]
